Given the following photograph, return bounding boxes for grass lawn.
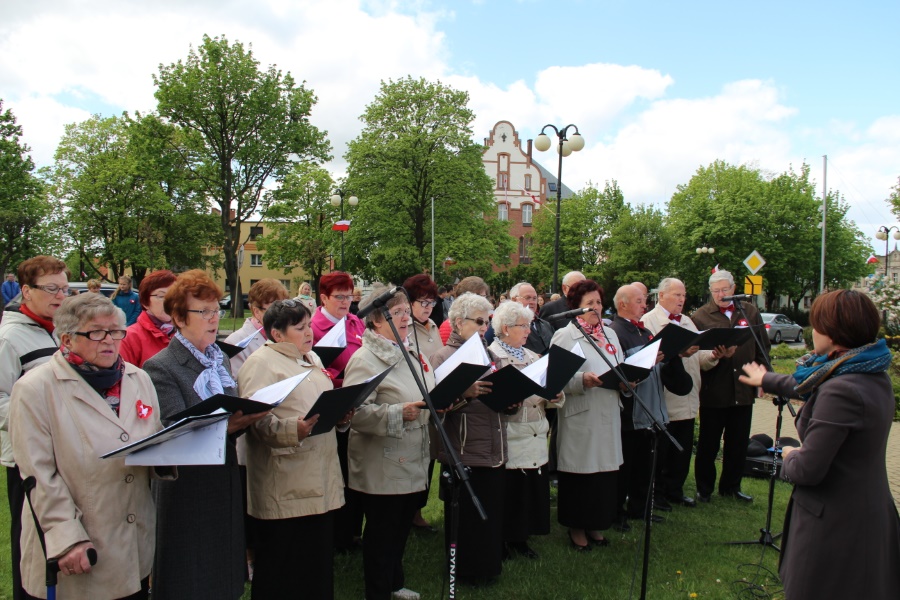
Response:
[0,460,792,600]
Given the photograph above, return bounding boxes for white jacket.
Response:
[0,310,60,467]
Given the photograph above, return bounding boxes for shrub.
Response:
[802,326,814,349]
[769,343,807,360]
[778,306,809,327]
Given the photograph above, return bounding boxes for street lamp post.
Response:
[330,188,358,271]
[875,226,900,281]
[695,244,715,302]
[534,124,585,293]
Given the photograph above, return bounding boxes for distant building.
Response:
[853,246,900,293]
[481,121,574,268]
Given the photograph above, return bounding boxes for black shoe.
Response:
[653,498,673,512]
[587,534,610,547]
[674,495,697,508]
[612,516,631,532]
[720,490,753,503]
[568,530,592,552]
[649,514,665,523]
[506,541,539,559]
[696,492,712,503]
[412,523,438,533]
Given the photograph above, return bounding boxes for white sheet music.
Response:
[235,326,262,348]
[315,317,347,348]
[434,334,490,384]
[248,371,311,405]
[520,354,549,386]
[625,339,661,369]
[125,417,229,466]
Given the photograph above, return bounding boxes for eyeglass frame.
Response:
[30,284,70,296]
[186,309,226,320]
[71,329,128,341]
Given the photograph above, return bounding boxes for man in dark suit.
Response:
[691,270,769,503]
[509,282,554,356]
[539,271,585,330]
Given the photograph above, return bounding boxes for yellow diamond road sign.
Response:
[744,250,766,275]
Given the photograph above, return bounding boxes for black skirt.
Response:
[556,470,618,531]
[503,467,551,542]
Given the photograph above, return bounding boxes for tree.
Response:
[257,163,338,294]
[887,176,900,219]
[0,100,57,277]
[600,203,675,294]
[154,34,330,312]
[51,113,219,282]
[342,76,513,283]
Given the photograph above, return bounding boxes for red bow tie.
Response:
[719,304,734,314]
[629,319,643,329]
[669,314,682,322]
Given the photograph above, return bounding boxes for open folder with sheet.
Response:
[598,339,661,389]
[168,371,312,421]
[652,323,756,358]
[305,365,394,436]
[312,317,347,367]
[217,327,263,359]
[519,344,587,399]
[101,413,230,466]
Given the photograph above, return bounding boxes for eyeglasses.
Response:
[389,309,412,319]
[150,293,167,301]
[330,294,352,302]
[465,317,488,326]
[517,296,538,302]
[710,287,733,296]
[509,323,530,329]
[72,329,127,341]
[32,284,69,296]
[416,300,438,308]
[278,299,301,308]
[186,309,225,320]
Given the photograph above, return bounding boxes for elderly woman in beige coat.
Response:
[489,301,563,560]
[343,286,434,600]
[10,293,168,600]
[238,299,348,599]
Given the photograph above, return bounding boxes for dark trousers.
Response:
[8,466,24,600]
[23,577,150,600]
[251,512,334,600]
[359,492,419,600]
[618,429,655,518]
[659,418,695,499]
[545,410,559,475]
[695,404,753,496]
[334,429,363,550]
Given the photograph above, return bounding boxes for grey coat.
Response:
[143,339,245,600]
[763,370,900,600]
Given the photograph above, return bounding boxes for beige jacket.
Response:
[10,353,165,600]
[641,306,717,421]
[344,330,434,495]
[238,342,345,520]
[489,341,564,470]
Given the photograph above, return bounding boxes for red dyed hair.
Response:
[318,271,354,297]
[403,274,439,301]
[18,256,70,288]
[138,270,177,309]
[248,279,289,309]
[163,270,222,325]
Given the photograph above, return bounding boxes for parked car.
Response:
[761,313,804,344]
[219,293,249,310]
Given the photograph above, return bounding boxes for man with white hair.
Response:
[641,278,719,509]
[690,270,768,503]
[609,284,691,526]
[539,271,586,330]
[508,282,554,356]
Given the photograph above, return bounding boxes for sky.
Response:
[2,0,898,254]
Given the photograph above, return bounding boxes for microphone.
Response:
[357,286,406,319]
[547,307,592,323]
[722,294,754,302]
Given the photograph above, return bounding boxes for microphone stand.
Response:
[724,300,793,553]
[375,296,486,600]
[571,318,682,600]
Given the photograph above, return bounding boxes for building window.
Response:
[497,153,509,190]
[519,236,532,264]
[498,203,508,221]
[522,203,533,226]
[524,174,532,190]
[548,182,557,192]
[498,173,509,190]
[249,226,263,240]
[280,280,291,290]
[250,254,263,267]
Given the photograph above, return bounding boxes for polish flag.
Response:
[531,194,543,205]
[332,220,351,232]
[711,264,720,274]
[867,255,880,264]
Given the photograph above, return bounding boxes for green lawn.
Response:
[0,463,791,600]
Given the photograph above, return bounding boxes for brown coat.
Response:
[10,353,165,599]
[237,342,345,519]
[691,301,769,407]
[763,370,900,600]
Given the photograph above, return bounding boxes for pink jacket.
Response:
[311,307,365,388]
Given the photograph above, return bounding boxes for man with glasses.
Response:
[0,255,70,599]
[508,282,554,356]
[691,270,768,503]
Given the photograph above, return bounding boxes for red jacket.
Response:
[119,311,172,368]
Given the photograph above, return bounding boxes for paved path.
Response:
[751,398,900,505]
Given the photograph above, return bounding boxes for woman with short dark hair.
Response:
[143,270,268,600]
[740,290,900,600]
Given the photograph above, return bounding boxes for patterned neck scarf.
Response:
[62,346,124,415]
[175,332,236,400]
[147,311,174,336]
[576,316,606,341]
[496,339,526,362]
[792,338,892,400]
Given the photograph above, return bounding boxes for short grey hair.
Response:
[709,270,735,288]
[562,271,585,287]
[359,285,408,328]
[492,301,533,337]
[657,278,683,294]
[54,293,125,335]
[508,281,532,300]
[448,292,493,333]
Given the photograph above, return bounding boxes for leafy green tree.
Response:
[531,180,626,290]
[342,76,513,283]
[154,34,330,311]
[600,203,674,293]
[51,113,219,282]
[0,100,57,277]
[888,176,900,219]
[257,164,338,294]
